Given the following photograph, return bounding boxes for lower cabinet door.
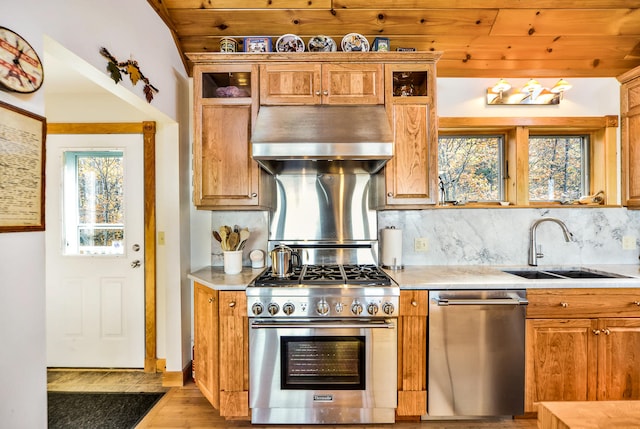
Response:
[218,291,249,418]
[596,318,640,401]
[194,283,219,408]
[397,290,428,416]
[525,318,597,412]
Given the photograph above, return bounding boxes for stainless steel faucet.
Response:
[528,217,574,266]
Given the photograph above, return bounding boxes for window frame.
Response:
[437,131,507,203]
[527,133,590,203]
[62,150,126,256]
[438,116,618,207]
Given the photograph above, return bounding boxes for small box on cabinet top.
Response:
[244,37,272,53]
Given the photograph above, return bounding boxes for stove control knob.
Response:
[251,302,264,316]
[382,302,395,315]
[267,302,280,316]
[282,302,295,316]
[367,303,379,315]
[335,302,344,313]
[351,301,363,316]
[316,299,330,316]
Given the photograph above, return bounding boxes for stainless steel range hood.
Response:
[251,105,393,174]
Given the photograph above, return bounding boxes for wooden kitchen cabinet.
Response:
[396,290,428,417]
[193,284,249,419]
[618,66,640,208]
[525,318,597,411]
[382,64,438,206]
[192,64,273,209]
[597,318,640,400]
[259,63,383,105]
[188,52,442,211]
[218,291,249,418]
[194,282,219,408]
[525,288,640,412]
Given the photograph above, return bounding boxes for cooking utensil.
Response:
[219,227,229,251]
[213,230,222,244]
[238,228,250,250]
[270,244,300,277]
[228,232,240,251]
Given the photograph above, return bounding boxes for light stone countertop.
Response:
[189,264,640,291]
[385,264,640,289]
[188,266,267,291]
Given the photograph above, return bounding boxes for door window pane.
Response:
[528,135,588,201]
[437,135,504,203]
[63,151,125,255]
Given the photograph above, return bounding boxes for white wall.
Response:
[0,1,188,426]
[437,77,619,117]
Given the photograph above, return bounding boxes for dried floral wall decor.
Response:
[100,47,159,103]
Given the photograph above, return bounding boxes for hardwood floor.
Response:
[137,381,539,429]
[47,370,538,428]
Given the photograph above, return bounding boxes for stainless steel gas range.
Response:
[247,251,399,425]
[247,123,399,424]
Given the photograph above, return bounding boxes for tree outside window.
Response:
[437,135,504,203]
[528,136,588,202]
[63,151,125,255]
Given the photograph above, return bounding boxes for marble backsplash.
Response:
[379,207,640,266]
[209,208,640,267]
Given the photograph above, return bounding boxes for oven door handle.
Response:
[250,319,396,330]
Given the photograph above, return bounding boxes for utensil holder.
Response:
[223,250,243,274]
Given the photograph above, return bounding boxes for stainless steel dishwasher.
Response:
[427,290,528,417]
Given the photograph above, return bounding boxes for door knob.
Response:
[131,260,141,268]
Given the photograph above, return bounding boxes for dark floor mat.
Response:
[48,391,164,429]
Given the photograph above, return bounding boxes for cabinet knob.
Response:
[634,301,640,306]
[315,90,321,96]
[251,193,257,198]
[560,302,569,308]
[387,192,393,197]
[592,329,600,335]
[323,90,329,96]
[602,328,611,335]
[208,297,214,304]
[229,301,236,308]
[411,300,418,307]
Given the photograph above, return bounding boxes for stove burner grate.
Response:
[253,264,391,287]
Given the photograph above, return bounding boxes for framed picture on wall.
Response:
[0,100,46,232]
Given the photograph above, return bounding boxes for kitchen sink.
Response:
[503,268,631,280]
[503,270,563,279]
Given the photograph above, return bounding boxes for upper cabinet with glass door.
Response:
[382,63,438,207]
[193,64,273,210]
[201,69,253,102]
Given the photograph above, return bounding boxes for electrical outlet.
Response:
[158,231,166,246]
[414,237,429,252]
[622,235,636,250]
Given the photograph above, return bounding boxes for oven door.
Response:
[249,318,397,424]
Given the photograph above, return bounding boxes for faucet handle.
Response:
[536,244,544,259]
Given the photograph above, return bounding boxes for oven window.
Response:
[281,336,365,390]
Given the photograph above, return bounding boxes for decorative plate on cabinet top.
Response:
[275,34,305,52]
[341,33,370,52]
[307,35,337,52]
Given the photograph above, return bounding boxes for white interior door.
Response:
[46,133,144,368]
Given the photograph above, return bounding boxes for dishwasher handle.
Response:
[435,297,528,306]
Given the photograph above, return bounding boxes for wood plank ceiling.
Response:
[148,0,640,78]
